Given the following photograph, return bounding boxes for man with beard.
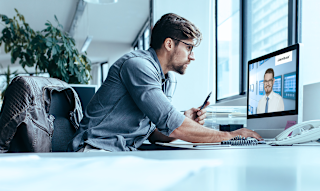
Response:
[257,68,284,114]
[68,13,261,152]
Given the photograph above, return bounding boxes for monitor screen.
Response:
[70,84,98,113]
[247,44,299,118]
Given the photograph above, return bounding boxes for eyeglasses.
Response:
[170,37,194,55]
[264,79,273,84]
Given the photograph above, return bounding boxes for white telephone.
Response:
[268,120,320,146]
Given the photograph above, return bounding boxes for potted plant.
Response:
[0,9,91,85]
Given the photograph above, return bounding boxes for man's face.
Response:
[264,73,275,94]
[168,39,195,74]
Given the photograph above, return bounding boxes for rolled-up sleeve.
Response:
[119,57,185,136]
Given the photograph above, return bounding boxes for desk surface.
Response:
[1,146,320,191]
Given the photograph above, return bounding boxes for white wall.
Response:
[153,0,215,111]
[300,0,320,86]
[86,41,133,67]
[297,0,320,122]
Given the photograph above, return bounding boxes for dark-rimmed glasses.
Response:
[264,79,273,84]
[170,37,194,55]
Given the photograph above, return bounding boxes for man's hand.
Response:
[230,128,263,141]
[184,101,210,125]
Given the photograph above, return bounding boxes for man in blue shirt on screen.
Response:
[68,13,261,152]
[257,68,284,114]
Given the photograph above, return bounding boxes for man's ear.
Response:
[163,38,174,51]
[273,78,275,85]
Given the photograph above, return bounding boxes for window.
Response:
[245,0,288,59]
[144,28,150,50]
[215,0,299,102]
[133,20,151,51]
[100,61,109,83]
[216,0,240,100]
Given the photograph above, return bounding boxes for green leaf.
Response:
[21,61,26,68]
[46,41,52,47]
[46,49,52,58]
[44,26,51,32]
[4,44,8,53]
[75,56,81,65]
[69,60,75,75]
[54,15,59,23]
[71,38,76,45]
[11,46,21,63]
[2,14,8,21]
[55,44,60,53]
[52,46,57,56]
[43,59,49,69]
[57,59,62,68]
[3,15,10,24]
[11,57,16,64]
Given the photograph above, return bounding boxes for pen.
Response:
[199,91,212,110]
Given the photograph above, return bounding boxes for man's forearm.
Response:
[169,117,234,143]
[148,128,177,144]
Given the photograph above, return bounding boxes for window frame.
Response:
[215,0,300,103]
[100,61,108,84]
[132,0,153,51]
[132,20,151,51]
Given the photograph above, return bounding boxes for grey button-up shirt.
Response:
[68,48,185,152]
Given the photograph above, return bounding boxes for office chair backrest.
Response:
[50,90,77,152]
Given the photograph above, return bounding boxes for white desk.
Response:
[1,146,320,191]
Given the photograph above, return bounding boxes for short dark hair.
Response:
[264,68,274,78]
[150,13,202,50]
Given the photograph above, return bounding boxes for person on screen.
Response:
[67,13,261,152]
[257,68,284,114]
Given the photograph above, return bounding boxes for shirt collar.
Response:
[148,47,166,80]
[266,90,275,100]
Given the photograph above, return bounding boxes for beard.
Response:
[168,48,189,75]
[173,63,187,74]
[265,85,273,94]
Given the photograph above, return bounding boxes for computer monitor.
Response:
[70,84,98,113]
[247,44,300,138]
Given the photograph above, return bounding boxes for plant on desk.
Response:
[0,9,91,86]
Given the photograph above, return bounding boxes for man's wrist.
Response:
[222,131,234,142]
[209,130,233,143]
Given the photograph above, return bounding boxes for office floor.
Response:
[1,146,320,191]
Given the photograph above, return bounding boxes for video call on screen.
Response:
[248,50,297,115]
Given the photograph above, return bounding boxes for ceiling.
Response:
[0,0,149,69]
